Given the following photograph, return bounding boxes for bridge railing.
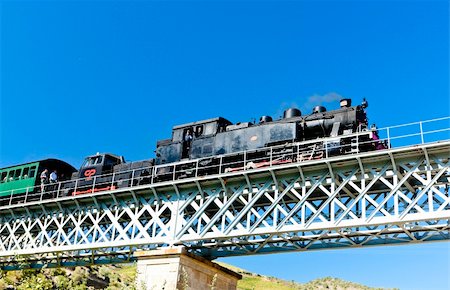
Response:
[375,116,450,148]
[0,116,449,207]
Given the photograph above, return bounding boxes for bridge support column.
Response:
[135,246,241,290]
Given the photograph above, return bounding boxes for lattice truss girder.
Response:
[0,144,449,267]
[191,218,450,258]
[176,152,450,250]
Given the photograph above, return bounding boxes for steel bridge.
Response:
[0,118,449,270]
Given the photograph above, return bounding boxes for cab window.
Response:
[195,125,203,137]
[172,129,184,142]
[82,156,104,167]
[105,157,118,166]
[204,123,217,135]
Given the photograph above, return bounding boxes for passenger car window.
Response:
[14,169,21,180]
[1,172,7,183]
[29,166,36,178]
[23,168,30,179]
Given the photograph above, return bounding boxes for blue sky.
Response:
[1,0,449,289]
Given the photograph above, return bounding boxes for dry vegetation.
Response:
[217,262,397,290]
[0,263,397,290]
[0,265,137,290]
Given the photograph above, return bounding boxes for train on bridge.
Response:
[0,98,385,203]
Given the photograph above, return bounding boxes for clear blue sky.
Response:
[1,0,449,289]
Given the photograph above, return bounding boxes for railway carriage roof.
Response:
[0,159,75,171]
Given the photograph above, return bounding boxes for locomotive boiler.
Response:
[154,98,374,172]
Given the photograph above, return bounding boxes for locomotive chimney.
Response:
[259,116,273,124]
[340,99,352,108]
[283,108,301,119]
[312,106,327,114]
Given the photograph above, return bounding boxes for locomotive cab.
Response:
[77,153,125,179]
[155,117,232,165]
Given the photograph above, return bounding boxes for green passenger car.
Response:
[0,159,76,198]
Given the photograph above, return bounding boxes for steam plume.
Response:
[300,92,343,113]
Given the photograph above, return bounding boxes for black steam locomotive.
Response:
[58,97,384,195]
[0,97,383,200]
[155,98,370,164]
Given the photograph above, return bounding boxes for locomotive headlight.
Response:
[250,135,258,141]
[340,99,351,108]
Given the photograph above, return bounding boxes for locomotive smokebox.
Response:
[283,108,301,119]
[312,106,327,114]
[340,99,352,108]
[259,115,273,123]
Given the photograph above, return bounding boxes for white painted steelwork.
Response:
[0,139,448,270]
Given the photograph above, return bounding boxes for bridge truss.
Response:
[0,140,448,270]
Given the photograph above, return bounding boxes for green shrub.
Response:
[54,274,70,289]
[17,273,52,290]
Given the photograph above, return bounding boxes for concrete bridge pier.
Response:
[135,246,242,290]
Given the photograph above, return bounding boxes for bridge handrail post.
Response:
[151,166,155,184]
[131,169,136,187]
[270,147,273,166]
[387,127,391,148]
[9,190,13,206]
[325,141,328,159]
[244,150,247,170]
[111,172,116,188]
[92,176,96,193]
[357,132,360,153]
[24,187,29,203]
[40,186,44,201]
[56,182,61,199]
[219,156,223,174]
[419,121,425,144]
[172,164,176,181]
[73,179,78,195]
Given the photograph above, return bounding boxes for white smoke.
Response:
[275,92,344,118]
[300,92,343,113]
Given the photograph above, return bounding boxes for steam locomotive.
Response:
[0,98,385,200]
[155,98,371,164]
[147,98,382,180]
